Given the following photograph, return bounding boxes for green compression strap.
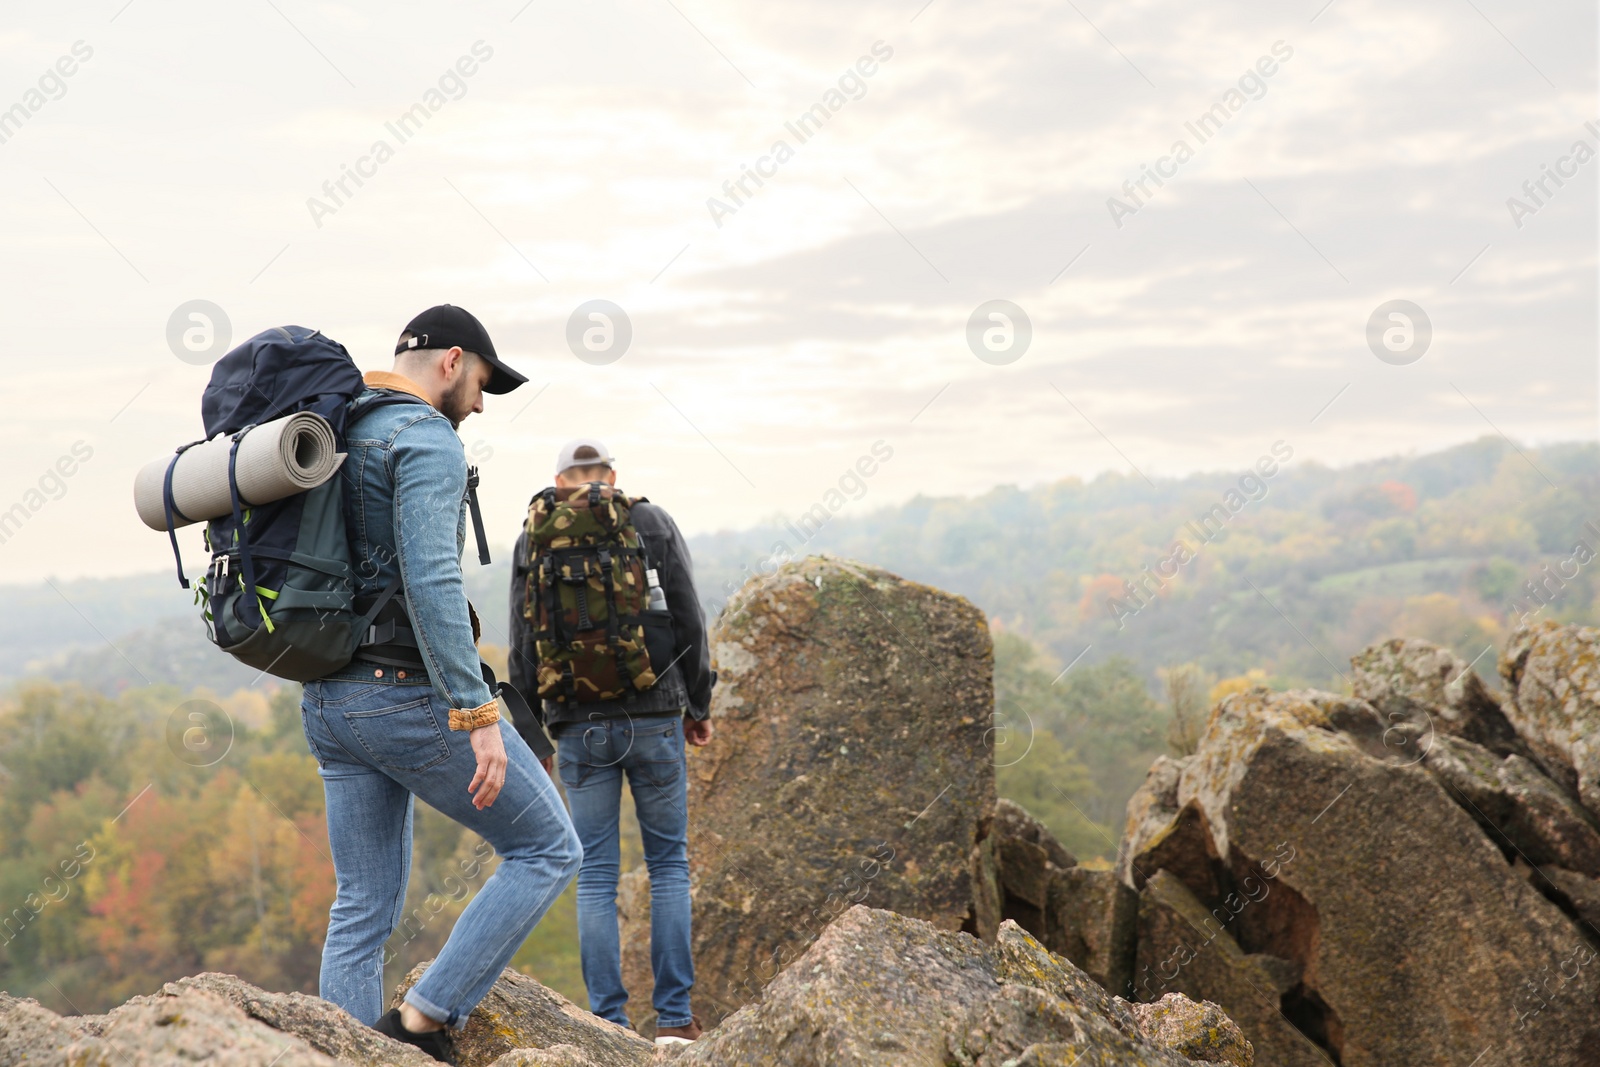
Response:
[254,585,278,633]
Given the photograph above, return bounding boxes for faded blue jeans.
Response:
[555,714,694,1029]
[301,671,582,1029]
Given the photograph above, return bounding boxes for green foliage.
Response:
[4,434,1598,1015]
[996,731,1109,861]
[0,681,603,1015]
[991,632,1165,859]
[695,437,1600,695]
[1160,663,1213,758]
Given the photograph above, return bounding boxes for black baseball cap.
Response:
[395,304,528,394]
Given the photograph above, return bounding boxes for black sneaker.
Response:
[372,1007,458,1065]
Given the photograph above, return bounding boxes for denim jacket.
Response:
[333,370,493,714]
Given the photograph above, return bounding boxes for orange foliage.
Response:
[1379,480,1417,513]
[1078,574,1126,622]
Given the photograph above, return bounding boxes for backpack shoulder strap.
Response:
[348,389,429,422]
[348,390,492,565]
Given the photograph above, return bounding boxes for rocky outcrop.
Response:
[1502,619,1600,814]
[1538,864,1600,933]
[392,963,654,1067]
[485,1048,622,1067]
[1422,733,1600,875]
[14,577,1600,1066]
[1128,994,1254,1066]
[673,905,1250,1066]
[1120,662,1600,1066]
[1044,866,1138,996]
[0,981,373,1066]
[1133,870,1319,1067]
[162,973,437,1065]
[0,912,1251,1067]
[1351,634,1600,874]
[620,556,997,1031]
[1352,635,1530,757]
[990,798,1138,996]
[1118,755,1191,889]
[0,992,118,1065]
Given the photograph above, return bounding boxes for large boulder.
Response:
[991,797,1137,996]
[1352,636,1528,757]
[1044,866,1138,997]
[1537,864,1600,932]
[0,992,117,1065]
[1353,632,1600,876]
[1422,733,1600,876]
[673,905,1251,1066]
[620,557,996,1030]
[392,963,654,1067]
[1502,620,1600,816]
[1133,870,1319,1067]
[3,984,347,1066]
[0,971,653,1067]
[1118,755,1191,890]
[161,973,435,1065]
[1134,685,1600,1065]
[992,798,1074,926]
[1128,994,1254,1066]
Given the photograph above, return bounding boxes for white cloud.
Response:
[0,0,1592,581]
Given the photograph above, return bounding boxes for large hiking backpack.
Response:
[522,483,676,704]
[163,325,486,683]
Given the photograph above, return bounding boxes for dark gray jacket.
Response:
[507,500,715,727]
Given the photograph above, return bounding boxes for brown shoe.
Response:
[654,1015,703,1045]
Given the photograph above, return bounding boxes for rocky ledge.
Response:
[0,908,1248,1067]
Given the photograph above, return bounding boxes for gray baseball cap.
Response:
[556,437,614,474]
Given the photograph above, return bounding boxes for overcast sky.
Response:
[0,0,1594,583]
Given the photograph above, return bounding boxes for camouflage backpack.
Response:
[522,483,675,704]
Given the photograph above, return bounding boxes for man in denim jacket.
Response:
[300,305,581,1064]
[508,440,715,1044]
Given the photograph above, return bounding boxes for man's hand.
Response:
[468,724,508,808]
[684,715,713,746]
[541,755,554,777]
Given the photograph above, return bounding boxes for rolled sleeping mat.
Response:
[133,411,345,531]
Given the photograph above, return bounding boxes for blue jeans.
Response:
[556,715,694,1029]
[301,672,583,1029]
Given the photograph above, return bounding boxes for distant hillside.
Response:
[3,436,1595,698]
[690,435,1600,692]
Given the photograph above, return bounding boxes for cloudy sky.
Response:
[0,0,1593,582]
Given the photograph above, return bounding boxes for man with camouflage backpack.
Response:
[507,438,715,1044]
